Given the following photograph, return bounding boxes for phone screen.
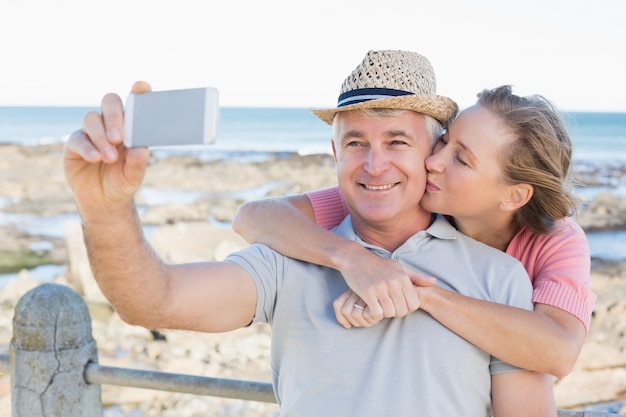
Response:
[124,87,219,147]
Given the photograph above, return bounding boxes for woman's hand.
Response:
[333,253,436,328]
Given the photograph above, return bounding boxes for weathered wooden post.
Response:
[10,283,102,416]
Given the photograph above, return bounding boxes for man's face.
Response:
[332,110,433,238]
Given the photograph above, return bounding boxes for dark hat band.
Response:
[337,88,413,107]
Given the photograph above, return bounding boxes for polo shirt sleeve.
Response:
[226,244,287,325]
[490,356,524,375]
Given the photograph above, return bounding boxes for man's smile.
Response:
[361,182,399,191]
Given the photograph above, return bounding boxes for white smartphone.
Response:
[123,87,219,147]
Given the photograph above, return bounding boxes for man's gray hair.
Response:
[332,109,443,148]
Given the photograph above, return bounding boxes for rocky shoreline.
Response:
[0,143,625,416]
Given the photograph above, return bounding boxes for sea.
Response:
[0,106,625,287]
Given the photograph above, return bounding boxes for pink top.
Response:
[306,186,596,332]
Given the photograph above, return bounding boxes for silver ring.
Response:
[353,303,365,310]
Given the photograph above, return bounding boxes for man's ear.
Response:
[331,139,338,160]
[500,183,533,212]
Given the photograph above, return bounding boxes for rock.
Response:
[577,193,626,231]
[0,270,39,306]
[148,222,249,263]
[65,222,110,305]
[552,262,626,411]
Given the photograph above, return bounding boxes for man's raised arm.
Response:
[63,82,257,333]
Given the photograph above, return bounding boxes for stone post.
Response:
[10,283,102,416]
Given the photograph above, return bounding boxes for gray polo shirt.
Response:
[226,214,533,417]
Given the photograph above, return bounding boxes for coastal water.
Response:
[0,106,334,155]
[0,106,625,287]
[2,107,625,162]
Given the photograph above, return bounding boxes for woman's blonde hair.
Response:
[478,85,577,234]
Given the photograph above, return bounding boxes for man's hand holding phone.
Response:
[64,82,219,218]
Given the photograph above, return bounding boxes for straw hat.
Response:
[311,50,458,126]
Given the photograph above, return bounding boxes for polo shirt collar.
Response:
[334,214,458,254]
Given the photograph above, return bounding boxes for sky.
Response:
[1,0,624,112]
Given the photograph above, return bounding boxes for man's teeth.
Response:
[365,184,393,190]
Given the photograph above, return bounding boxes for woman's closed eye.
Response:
[454,152,469,166]
[438,135,470,166]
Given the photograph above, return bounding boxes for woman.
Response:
[233,85,595,377]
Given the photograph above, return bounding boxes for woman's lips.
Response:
[425,180,440,192]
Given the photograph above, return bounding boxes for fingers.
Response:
[104,81,150,156]
[368,291,392,320]
[402,286,422,312]
[123,146,151,188]
[76,94,122,163]
[332,265,437,329]
[385,281,408,317]
[355,272,412,320]
[99,92,126,160]
[64,82,152,212]
[64,128,104,163]
[358,289,385,321]
[373,265,435,317]
[333,291,381,329]
[76,81,153,164]
[340,253,424,320]
[131,80,152,94]
[410,272,437,287]
[333,291,354,328]
[407,271,436,311]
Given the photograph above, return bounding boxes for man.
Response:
[64,50,555,416]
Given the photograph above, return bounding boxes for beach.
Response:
[1,143,626,415]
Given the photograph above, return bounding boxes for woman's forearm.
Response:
[233,195,365,271]
[420,286,586,377]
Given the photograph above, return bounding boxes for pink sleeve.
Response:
[305,186,349,230]
[507,217,596,333]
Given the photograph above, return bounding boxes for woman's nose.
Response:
[425,151,443,173]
